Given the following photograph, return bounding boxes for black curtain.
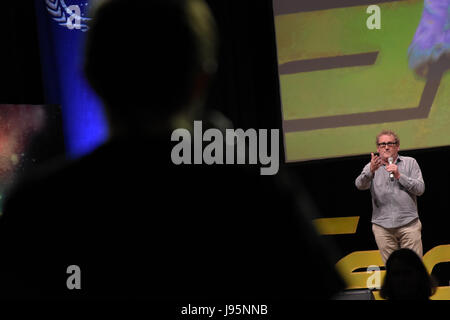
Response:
[0,2,43,104]
[205,0,283,132]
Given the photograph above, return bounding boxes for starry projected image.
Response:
[0,105,64,214]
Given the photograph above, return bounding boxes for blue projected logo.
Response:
[38,0,109,157]
[45,0,91,31]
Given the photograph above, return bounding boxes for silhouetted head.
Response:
[83,0,217,135]
[380,248,436,300]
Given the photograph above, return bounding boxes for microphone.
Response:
[388,157,394,181]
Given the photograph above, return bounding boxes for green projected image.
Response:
[273,0,450,162]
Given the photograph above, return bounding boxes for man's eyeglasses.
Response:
[377,141,398,148]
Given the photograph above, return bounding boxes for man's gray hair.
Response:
[376,130,400,145]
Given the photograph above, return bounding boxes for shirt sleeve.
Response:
[355,163,373,190]
[398,158,425,196]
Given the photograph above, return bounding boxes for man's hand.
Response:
[370,153,382,174]
[386,163,400,179]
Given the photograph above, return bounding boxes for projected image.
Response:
[0,105,64,214]
[273,0,450,162]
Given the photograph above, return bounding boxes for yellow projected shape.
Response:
[336,250,385,290]
[313,216,360,235]
[335,244,450,300]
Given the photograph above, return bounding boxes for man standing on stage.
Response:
[355,130,425,263]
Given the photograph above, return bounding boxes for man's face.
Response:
[377,134,399,161]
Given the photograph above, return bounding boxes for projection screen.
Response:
[273,0,450,163]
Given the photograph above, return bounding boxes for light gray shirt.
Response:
[355,155,425,229]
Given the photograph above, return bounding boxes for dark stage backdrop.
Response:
[1,0,449,297]
[205,1,450,293]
